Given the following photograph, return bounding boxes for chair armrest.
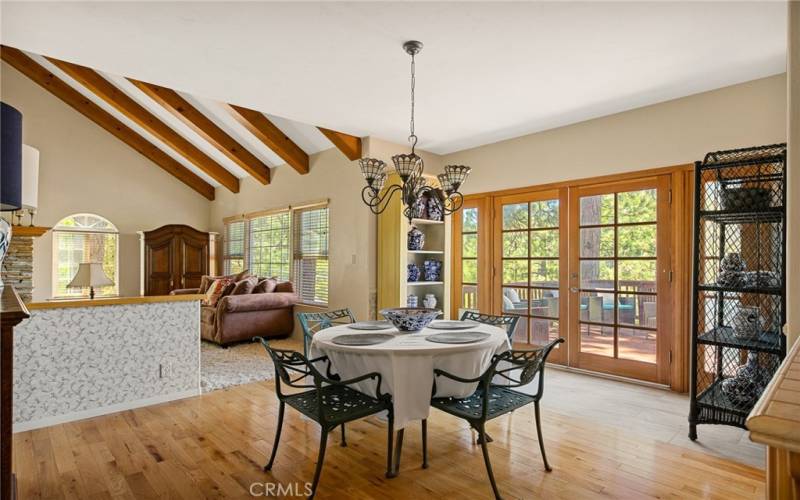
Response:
[433,368,484,384]
[170,288,200,295]
[219,292,298,313]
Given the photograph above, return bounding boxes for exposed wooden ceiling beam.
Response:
[0,46,215,201]
[227,105,309,175]
[128,79,271,185]
[45,56,240,193]
[317,127,362,161]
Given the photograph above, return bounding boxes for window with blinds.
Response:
[221,203,329,306]
[52,214,119,298]
[223,219,248,275]
[249,211,290,281]
[293,206,329,306]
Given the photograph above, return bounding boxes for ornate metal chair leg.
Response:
[340,423,347,447]
[421,419,428,469]
[392,428,405,477]
[534,401,551,472]
[264,401,285,471]
[308,428,329,500]
[386,413,396,478]
[478,426,502,500]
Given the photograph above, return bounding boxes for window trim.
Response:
[52,213,120,299]
[222,199,330,306]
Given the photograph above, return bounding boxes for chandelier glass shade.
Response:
[357,41,471,222]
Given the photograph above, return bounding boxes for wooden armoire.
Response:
[140,225,217,296]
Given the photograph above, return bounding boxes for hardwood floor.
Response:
[14,374,765,499]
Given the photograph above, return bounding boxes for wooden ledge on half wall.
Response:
[10,226,50,237]
[26,294,206,310]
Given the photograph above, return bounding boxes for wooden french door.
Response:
[567,177,672,384]
[492,189,568,364]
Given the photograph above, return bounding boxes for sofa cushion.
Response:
[203,278,234,306]
[220,292,297,313]
[253,277,278,294]
[232,276,258,295]
[199,270,250,293]
[200,306,216,324]
[275,281,295,293]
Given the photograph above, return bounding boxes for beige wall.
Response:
[443,74,788,194]
[0,62,211,301]
[787,1,799,347]
[209,147,376,322]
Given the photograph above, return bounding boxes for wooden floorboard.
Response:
[13,376,765,500]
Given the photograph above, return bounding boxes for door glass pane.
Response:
[502,287,528,314]
[579,292,614,325]
[618,327,656,363]
[580,227,614,258]
[510,316,528,345]
[531,292,559,319]
[618,225,656,257]
[462,234,478,257]
[617,293,657,328]
[462,259,478,283]
[618,259,656,286]
[502,231,529,258]
[580,323,614,357]
[531,200,559,228]
[531,318,559,345]
[462,207,478,232]
[580,194,614,225]
[580,260,615,290]
[503,260,528,285]
[503,203,528,230]
[617,189,656,223]
[461,284,478,310]
[531,229,559,257]
[530,260,558,288]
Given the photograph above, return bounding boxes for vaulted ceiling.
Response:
[1,46,361,200]
[0,2,788,154]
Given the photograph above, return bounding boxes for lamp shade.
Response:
[1,102,23,210]
[67,263,115,289]
[21,145,39,209]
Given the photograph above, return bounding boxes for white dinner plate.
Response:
[426,332,490,344]
[427,320,475,330]
[331,333,395,346]
[348,321,394,331]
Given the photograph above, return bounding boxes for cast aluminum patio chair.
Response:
[297,308,356,358]
[460,311,520,341]
[429,338,564,500]
[256,338,394,500]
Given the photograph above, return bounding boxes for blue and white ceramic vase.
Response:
[0,218,10,287]
[407,263,420,282]
[423,260,442,281]
[423,293,437,309]
[413,197,428,219]
[407,294,419,307]
[426,197,443,221]
[408,226,425,251]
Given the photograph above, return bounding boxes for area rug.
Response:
[200,341,274,392]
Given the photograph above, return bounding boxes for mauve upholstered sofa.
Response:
[171,281,297,345]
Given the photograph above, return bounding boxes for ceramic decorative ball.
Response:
[407,263,421,282]
[408,226,425,250]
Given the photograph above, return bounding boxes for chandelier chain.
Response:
[409,52,416,153]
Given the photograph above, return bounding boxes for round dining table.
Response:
[309,320,510,429]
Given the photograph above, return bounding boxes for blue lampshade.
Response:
[1,102,23,211]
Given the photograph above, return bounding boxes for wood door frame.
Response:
[452,163,692,391]
[491,188,569,364]
[566,175,672,385]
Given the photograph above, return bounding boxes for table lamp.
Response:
[0,102,23,289]
[67,263,114,299]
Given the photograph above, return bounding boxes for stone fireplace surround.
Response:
[0,224,49,303]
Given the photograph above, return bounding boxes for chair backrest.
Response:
[256,337,320,396]
[297,308,355,356]
[460,311,520,340]
[490,338,564,397]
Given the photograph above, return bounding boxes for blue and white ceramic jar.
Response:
[423,260,442,281]
[407,294,419,307]
[413,197,428,219]
[426,198,443,221]
[407,263,421,282]
[408,226,425,250]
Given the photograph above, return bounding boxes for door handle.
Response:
[570,287,579,293]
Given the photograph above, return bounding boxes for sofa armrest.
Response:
[219,292,298,313]
[171,288,201,295]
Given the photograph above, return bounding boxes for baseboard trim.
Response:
[548,363,670,390]
[12,389,201,433]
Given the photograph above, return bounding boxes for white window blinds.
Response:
[249,211,291,281]
[292,206,329,305]
[223,219,248,275]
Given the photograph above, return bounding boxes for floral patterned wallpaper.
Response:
[14,301,200,424]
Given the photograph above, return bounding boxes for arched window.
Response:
[52,213,119,298]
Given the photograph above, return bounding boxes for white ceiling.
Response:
[0,1,788,155]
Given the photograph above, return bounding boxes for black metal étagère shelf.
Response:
[688,143,787,441]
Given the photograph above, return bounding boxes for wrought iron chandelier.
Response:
[357,40,471,222]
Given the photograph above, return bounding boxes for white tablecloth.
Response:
[310,321,510,428]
